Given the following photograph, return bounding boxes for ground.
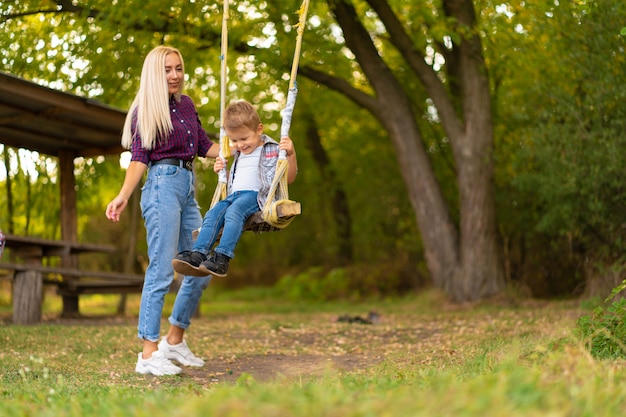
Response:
[40,310,390,384]
[188,353,379,384]
[1,295,583,386]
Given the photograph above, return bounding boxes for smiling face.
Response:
[226,124,264,155]
[164,52,183,95]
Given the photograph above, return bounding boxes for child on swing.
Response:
[172,100,298,277]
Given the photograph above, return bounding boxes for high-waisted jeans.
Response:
[193,190,259,259]
[138,164,211,342]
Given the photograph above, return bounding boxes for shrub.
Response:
[576,279,626,359]
[274,262,426,302]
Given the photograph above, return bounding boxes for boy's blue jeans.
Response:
[193,190,259,259]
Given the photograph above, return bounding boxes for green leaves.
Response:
[494,1,626,279]
[577,298,626,359]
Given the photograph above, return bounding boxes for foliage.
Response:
[490,0,626,294]
[274,261,426,301]
[0,147,61,238]
[606,279,626,303]
[275,267,352,301]
[576,278,626,360]
[576,298,626,360]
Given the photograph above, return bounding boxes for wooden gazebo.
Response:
[0,71,127,245]
[0,71,130,318]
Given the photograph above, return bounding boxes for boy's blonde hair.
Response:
[224,100,261,132]
[121,45,185,150]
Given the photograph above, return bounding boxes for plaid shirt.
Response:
[130,95,213,164]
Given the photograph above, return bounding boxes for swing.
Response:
[209,0,308,234]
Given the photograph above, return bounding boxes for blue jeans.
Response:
[193,190,259,259]
[138,164,211,342]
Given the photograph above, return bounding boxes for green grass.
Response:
[1,287,625,416]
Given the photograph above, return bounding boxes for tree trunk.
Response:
[443,0,505,300]
[378,94,460,290]
[319,0,460,290]
[453,127,504,301]
[59,149,80,317]
[301,108,353,264]
[3,147,14,234]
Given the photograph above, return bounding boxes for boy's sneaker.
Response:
[135,351,182,376]
[171,251,208,277]
[199,252,230,277]
[158,337,205,367]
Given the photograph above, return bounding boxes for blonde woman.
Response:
[106,45,219,376]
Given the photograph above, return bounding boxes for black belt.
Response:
[151,158,193,171]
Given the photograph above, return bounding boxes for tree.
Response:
[298,0,504,301]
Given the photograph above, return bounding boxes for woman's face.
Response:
[164,52,183,95]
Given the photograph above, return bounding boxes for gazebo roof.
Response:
[0,71,126,158]
[0,71,130,246]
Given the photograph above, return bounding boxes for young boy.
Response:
[172,100,298,277]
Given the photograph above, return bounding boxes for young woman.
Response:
[106,45,219,376]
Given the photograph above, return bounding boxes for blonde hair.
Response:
[224,100,261,132]
[121,45,185,150]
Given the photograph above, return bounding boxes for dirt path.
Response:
[5,298,583,385]
[167,301,583,385]
[187,353,379,384]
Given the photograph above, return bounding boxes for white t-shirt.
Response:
[231,146,262,193]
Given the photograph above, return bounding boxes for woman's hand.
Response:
[106,196,128,222]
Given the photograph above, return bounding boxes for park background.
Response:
[1,0,626,310]
[4,2,626,416]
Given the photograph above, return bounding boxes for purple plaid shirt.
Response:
[130,95,213,164]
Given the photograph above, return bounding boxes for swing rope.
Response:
[210,0,308,231]
[210,0,230,210]
[259,0,309,229]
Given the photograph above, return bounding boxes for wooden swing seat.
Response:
[192,200,301,239]
[245,201,301,233]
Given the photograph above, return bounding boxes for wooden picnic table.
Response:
[2,234,118,324]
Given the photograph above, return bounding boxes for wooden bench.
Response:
[0,261,144,319]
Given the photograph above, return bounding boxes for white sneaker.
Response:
[135,351,182,376]
[158,337,205,367]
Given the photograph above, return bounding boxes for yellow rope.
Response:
[288,0,310,90]
[259,0,309,229]
[261,159,296,229]
[210,0,230,211]
[210,181,227,209]
[219,0,230,159]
